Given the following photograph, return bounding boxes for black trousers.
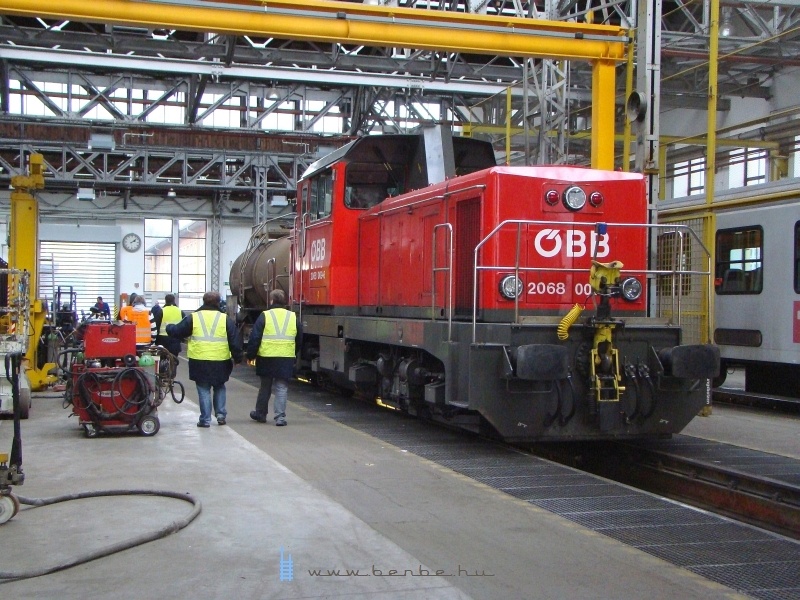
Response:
[255,375,273,416]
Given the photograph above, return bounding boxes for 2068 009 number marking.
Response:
[525,281,594,297]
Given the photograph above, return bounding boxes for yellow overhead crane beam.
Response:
[0,0,628,169]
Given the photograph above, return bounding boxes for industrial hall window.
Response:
[178,220,207,310]
[727,147,766,188]
[672,157,705,198]
[715,226,763,294]
[144,219,172,296]
[144,219,207,310]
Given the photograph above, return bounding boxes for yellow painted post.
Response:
[591,60,617,170]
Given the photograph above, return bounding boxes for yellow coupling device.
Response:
[557,303,583,340]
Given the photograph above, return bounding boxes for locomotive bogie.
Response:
[293,312,715,442]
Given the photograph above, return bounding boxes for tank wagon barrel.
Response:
[229,230,291,325]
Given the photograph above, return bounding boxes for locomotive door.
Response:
[297,172,334,306]
[454,198,481,316]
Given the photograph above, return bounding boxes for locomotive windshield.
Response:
[345,163,403,209]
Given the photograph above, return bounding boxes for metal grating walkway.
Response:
[236,373,800,599]
[635,435,800,485]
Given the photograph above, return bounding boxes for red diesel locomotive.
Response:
[232,129,719,442]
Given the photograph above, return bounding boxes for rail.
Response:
[470,220,713,343]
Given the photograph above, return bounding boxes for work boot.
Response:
[250,411,267,423]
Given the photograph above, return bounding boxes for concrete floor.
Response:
[0,370,750,599]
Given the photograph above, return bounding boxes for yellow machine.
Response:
[8,153,57,391]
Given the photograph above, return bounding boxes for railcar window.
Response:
[656,232,692,296]
[715,226,763,294]
[794,221,800,293]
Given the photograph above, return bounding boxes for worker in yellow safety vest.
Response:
[166,291,243,428]
[246,289,302,427]
[154,293,183,375]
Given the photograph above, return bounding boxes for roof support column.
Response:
[591,60,616,170]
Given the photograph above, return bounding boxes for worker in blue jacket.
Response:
[247,289,302,426]
[167,291,242,428]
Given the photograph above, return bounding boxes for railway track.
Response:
[713,387,800,413]
[528,439,800,541]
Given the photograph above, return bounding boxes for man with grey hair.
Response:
[167,291,243,428]
[247,289,302,426]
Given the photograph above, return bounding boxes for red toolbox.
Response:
[82,322,136,359]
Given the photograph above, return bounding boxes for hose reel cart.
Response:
[65,321,163,438]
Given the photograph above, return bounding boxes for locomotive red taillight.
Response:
[589,191,604,207]
[544,189,560,206]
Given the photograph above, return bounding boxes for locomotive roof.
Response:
[299,132,496,182]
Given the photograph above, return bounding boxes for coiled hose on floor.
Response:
[0,489,201,584]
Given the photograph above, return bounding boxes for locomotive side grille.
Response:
[455,198,481,315]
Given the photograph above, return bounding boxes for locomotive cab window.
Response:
[715,226,763,294]
[344,161,403,209]
[308,171,333,220]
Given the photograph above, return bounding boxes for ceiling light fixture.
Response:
[720,7,733,38]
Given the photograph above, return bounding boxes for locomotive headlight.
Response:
[499,275,523,300]
[563,186,586,211]
[544,189,560,206]
[620,277,643,302]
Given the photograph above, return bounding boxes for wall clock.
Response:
[122,232,142,252]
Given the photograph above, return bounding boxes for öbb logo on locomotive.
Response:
[533,229,610,258]
[230,129,720,444]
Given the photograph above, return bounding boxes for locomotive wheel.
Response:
[0,494,17,524]
[139,415,160,436]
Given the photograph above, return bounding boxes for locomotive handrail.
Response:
[431,223,454,340]
[472,220,713,343]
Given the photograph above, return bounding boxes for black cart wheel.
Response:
[170,380,185,404]
[0,494,17,524]
[139,415,160,436]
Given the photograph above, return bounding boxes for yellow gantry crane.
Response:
[9,153,57,391]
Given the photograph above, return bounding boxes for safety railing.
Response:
[471,220,712,343]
